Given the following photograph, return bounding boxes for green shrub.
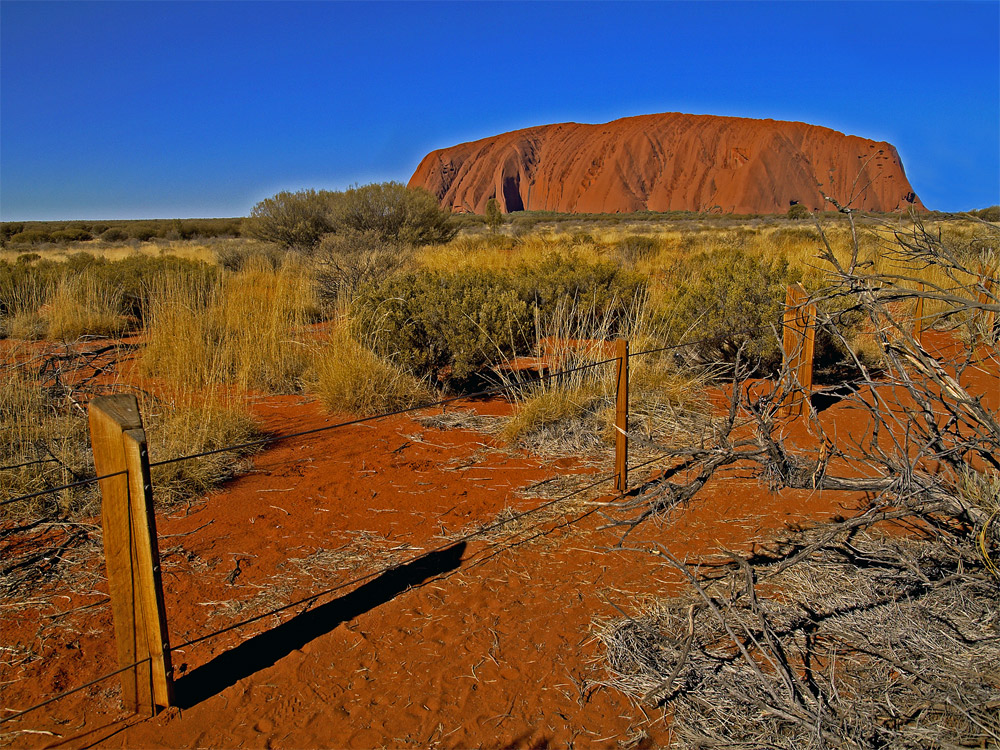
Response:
[332,182,457,245]
[661,247,801,367]
[787,203,810,220]
[508,251,645,328]
[128,223,159,241]
[100,227,129,242]
[9,230,52,245]
[485,198,503,233]
[50,228,93,243]
[354,252,644,382]
[354,268,531,381]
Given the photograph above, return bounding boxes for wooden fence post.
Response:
[779,284,816,418]
[88,395,173,715]
[913,282,926,345]
[615,339,629,493]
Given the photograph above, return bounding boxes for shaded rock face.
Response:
[408,113,925,215]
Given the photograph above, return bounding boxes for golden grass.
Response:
[142,388,262,506]
[307,325,431,416]
[44,273,129,340]
[0,239,221,265]
[139,257,319,392]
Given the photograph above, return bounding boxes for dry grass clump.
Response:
[0,358,95,518]
[500,299,714,457]
[142,390,262,507]
[502,382,610,452]
[1,341,262,522]
[44,273,129,340]
[0,273,127,341]
[140,258,319,392]
[307,326,431,416]
[596,521,1000,749]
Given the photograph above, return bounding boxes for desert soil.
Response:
[2,331,995,749]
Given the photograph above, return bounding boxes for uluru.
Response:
[408,112,925,215]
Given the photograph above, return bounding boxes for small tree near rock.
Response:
[485,198,504,233]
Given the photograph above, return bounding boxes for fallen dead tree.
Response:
[595,213,1000,748]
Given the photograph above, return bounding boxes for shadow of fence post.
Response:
[88,394,173,715]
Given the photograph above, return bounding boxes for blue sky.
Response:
[1,0,997,220]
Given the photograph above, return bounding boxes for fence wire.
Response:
[3,323,775,507]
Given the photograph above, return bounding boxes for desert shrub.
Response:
[9,230,52,245]
[127,223,159,241]
[99,227,129,242]
[508,251,646,328]
[333,182,456,245]
[661,246,801,367]
[969,205,1000,222]
[354,268,531,381]
[787,203,810,219]
[16,253,41,264]
[356,251,643,382]
[243,189,334,251]
[485,198,503,233]
[50,228,92,243]
[307,327,431,415]
[314,230,412,304]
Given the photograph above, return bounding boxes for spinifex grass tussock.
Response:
[140,257,319,393]
[306,325,431,416]
[43,272,129,340]
[141,389,262,507]
[0,354,95,519]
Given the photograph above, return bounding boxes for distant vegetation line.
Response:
[3,205,996,248]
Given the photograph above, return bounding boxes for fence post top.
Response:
[89,394,143,430]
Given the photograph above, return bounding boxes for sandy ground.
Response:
[2,331,996,749]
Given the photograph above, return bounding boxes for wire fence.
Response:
[2,324,775,509]
[1,323,782,726]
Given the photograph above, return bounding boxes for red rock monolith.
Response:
[408,112,925,215]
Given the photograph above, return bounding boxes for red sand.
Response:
[2,332,995,749]
[408,112,924,215]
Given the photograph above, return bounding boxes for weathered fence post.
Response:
[913,282,926,344]
[779,283,816,418]
[88,395,173,715]
[615,339,629,493]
